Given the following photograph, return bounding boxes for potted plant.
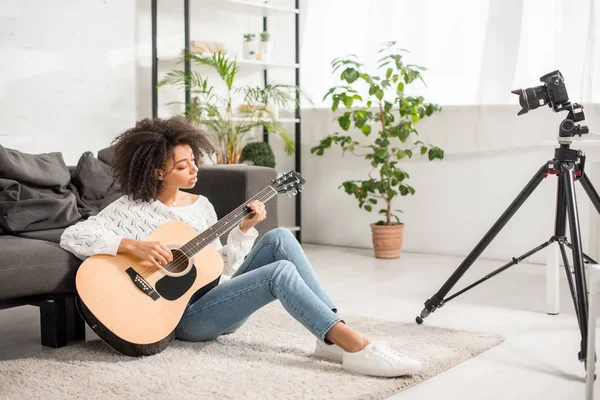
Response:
[240,141,276,168]
[157,53,307,164]
[257,31,271,61]
[242,33,256,59]
[238,81,298,120]
[311,42,444,259]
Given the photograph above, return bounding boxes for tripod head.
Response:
[558,103,588,139]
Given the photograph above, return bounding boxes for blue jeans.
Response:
[175,228,343,343]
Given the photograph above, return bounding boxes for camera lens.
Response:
[511,85,549,115]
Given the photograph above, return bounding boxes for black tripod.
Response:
[416,110,599,364]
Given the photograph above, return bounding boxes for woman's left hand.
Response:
[240,200,267,232]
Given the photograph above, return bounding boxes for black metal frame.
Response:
[415,138,600,365]
[150,0,303,243]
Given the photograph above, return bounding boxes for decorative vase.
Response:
[243,40,257,60]
[370,223,404,259]
[257,41,271,61]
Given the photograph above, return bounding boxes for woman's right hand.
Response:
[119,238,174,268]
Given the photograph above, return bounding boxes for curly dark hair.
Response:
[110,117,215,202]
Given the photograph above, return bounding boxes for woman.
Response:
[60,117,421,378]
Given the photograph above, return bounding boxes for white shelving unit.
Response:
[151,0,303,241]
[219,0,299,16]
[158,55,299,70]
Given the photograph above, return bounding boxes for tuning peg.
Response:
[292,189,298,195]
[298,187,304,192]
[286,192,292,198]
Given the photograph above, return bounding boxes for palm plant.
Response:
[157,53,304,164]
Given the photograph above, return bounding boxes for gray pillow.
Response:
[70,151,122,217]
[0,146,81,233]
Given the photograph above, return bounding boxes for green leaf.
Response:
[343,95,354,108]
[396,149,406,159]
[384,101,393,113]
[386,68,393,79]
[397,82,404,93]
[405,149,413,158]
[376,89,384,100]
[364,205,373,212]
[338,114,351,131]
[399,186,409,195]
[420,146,427,155]
[361,124,372,135]
[332,97,340,112]
[428,147,444,160]
[346,68,360,83]
[399,129,411,142]
[369,198,377,204]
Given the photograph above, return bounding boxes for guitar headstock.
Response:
[271,171,305,197]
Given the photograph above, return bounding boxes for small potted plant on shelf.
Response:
[257,31,271,61]
[240,141,276,168]
[311,41,444,259]
[243,33,256,60]
[158,53,309,164]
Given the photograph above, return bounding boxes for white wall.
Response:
[0,0,139,165]
[0,0,296,165]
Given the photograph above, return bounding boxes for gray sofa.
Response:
[0,146,278,349]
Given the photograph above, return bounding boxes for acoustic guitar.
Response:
[75,171,305,357]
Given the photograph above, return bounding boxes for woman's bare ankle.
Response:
[344,336,371,353]
[325,322,371,353]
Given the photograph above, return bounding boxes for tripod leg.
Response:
[547,172,569,315]
[559,242,581,321]
[579,173,600,215]
[416,164,549,323]
[547,244,560,315]
[564,241,599,264]
[562,163,589,361]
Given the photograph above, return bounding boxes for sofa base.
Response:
[0,293,86,348]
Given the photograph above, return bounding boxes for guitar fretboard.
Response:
[179,186,278,256]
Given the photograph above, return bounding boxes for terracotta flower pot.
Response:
[370,223,404,259]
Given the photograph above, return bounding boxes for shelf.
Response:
[159,55,299,69]
[232,117,299,123]
[203,116,300,123]
[219,0,299,16]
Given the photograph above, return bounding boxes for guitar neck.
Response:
[179,185,278,256]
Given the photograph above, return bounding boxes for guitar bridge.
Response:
[126,267,161,301]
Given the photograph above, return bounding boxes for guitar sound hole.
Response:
[166,249,190,274]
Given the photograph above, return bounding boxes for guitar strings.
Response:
[138,186,277,279]
[139,187,273,278]
[161,187,275,273]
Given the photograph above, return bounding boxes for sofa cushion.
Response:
[0,235,81,301]
[18,228,66,244]
[97,146,116,167]
[70,151,122,217]
[0,146,81,233]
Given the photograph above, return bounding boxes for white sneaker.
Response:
[342,341,421,377]
[314,339,344,363]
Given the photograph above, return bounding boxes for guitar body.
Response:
[75,220,223,357]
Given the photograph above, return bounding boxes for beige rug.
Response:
[0,303,503,400]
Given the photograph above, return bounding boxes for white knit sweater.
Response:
[59,195,259,280]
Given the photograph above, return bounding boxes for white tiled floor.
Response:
[0,244,596,399]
